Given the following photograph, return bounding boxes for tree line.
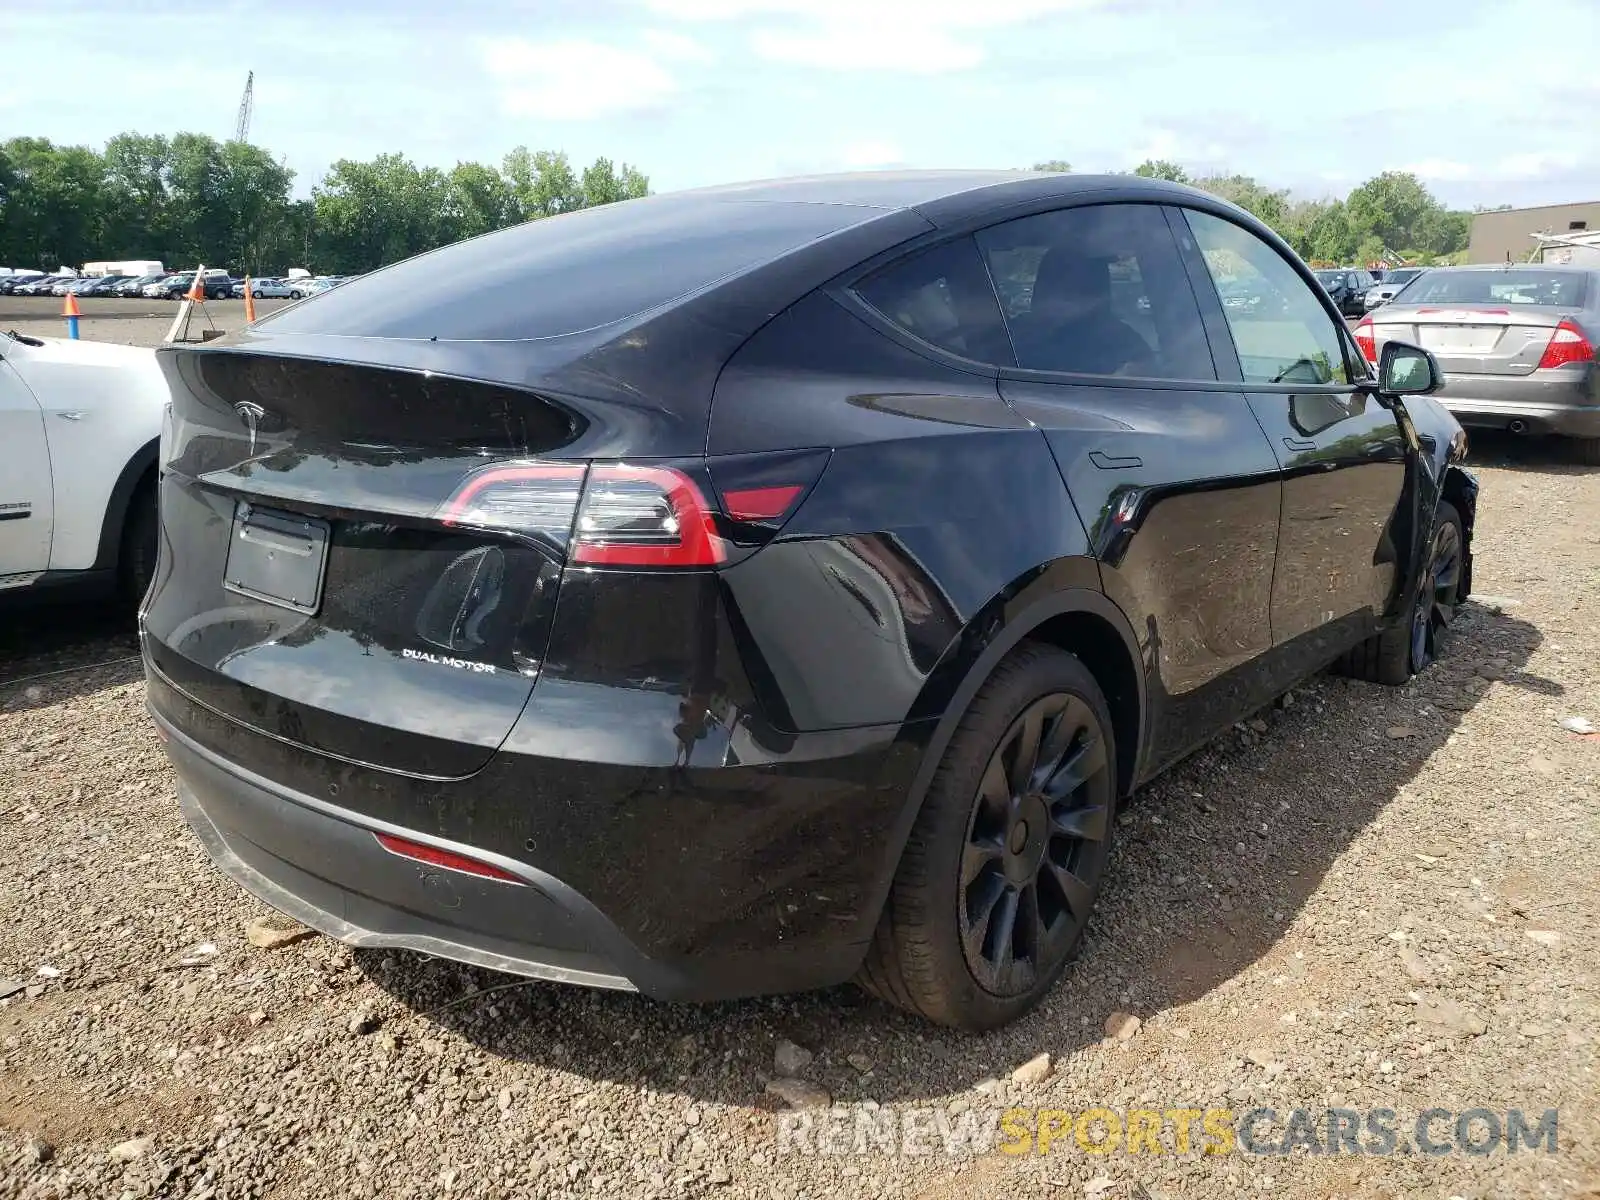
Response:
[1,129,1486,279]
[1077,159,1479,266]
[0,133,649,276]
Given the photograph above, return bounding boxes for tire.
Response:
[253,290,263,299]
[118,478,158,608]
[856,642,1118,1030]
[1335,500,1463,686]
[1574,438,1600,466]
[290,290,303,300]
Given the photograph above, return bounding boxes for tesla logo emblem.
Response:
[233,401,265,454]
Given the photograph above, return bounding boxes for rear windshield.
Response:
[1395,269,1588,308]
[258,196,877,341]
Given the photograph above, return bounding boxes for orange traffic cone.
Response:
[243,276,256,323]
[186,272,206,302]
[62,292,81,339]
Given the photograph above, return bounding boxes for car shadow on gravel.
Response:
[1466,430,1598,475]
[0,598,142,710]
[362,601,1549,1106]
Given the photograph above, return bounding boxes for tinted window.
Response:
[1185,210,1350,385]
[1397,268,1588,308]
[853,237,1014,364]
[974,204,1215,379]
[259,196,880,341]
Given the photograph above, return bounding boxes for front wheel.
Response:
[857,643,1117,1030]
[290,290,303,299]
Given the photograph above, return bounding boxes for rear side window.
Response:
[1184,209,1351,385]
[852,237,1014,365]
[973,204,1216,379]
[1398,269,1588,308]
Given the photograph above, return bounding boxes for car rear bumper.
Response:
[146,660,929,1003]
[1433,372,1600,438]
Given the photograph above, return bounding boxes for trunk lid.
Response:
[143,348,593,778]
[1370,303,1571,377]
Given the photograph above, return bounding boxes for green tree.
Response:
[1,137,107,268]
[1344,171,1437,254]
[446,161,519,240]
[311,153,453,273]
[1133,159,1190,183]
[1028,159,1072,173]
[580,157,650,207]
[502,147,583,219]
[1192,174,1290,230]
[100,133,171,260]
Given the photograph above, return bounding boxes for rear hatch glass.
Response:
[254,196,876,342]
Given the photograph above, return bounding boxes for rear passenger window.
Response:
[1183,209,1351,385]
[852,237,1014,365]
[974,204,1216,379]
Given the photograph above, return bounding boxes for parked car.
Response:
[82,275,131,296]
[247,278,298,299]
[18,276,72,296]
[117,273,167,297]
[1363,267,1427,311]
[1313,267,1378,317]
[1357,263,1600,461]
[50,279,82,296]
[0,329,165,607]
[0,273,45,294]
[144,172,1476,1031]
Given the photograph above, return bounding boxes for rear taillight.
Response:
[439,461,728,568]
[571,465,725,566]
[1537,319,1595,370]
[1354,316,1377,364]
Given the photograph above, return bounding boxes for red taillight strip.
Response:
[723,484,804,522]
[572,464,727,567]
[440,464,586,527]
[374,832,525,884]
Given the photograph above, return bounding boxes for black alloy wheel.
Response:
[857,643,1118,1029]
[1410,503,1463,673]
[959,691,1113,997]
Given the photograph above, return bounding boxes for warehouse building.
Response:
[1469,200,1600,263]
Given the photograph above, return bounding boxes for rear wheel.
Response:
[118,478,158,607]
[1335,500,1463,685]
[857,643,1117,1030]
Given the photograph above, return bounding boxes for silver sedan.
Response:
[1356,264,1600,460]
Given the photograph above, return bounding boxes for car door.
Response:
[0,353,54,578]
[975,202,1286,774]
[1179,208,1411,668]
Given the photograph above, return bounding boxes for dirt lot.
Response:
[2,311,1598,1199]
[2,296,291,347]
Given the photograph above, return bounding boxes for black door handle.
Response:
[1089,450,1143,470]
[1282,437,1316,453]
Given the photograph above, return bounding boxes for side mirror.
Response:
[1378,340,1443,396]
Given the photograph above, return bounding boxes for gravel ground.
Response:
[2,314,1597,1198]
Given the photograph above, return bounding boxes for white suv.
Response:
[0,331,168,606]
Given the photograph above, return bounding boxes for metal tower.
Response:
[234,71,254,143]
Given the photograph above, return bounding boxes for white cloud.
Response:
[641,0,1105,71]
[1405,152,1587,185]
[639,29,716,63]
[482,38,681,120]
[838,139,906,169]
[1403,158,1474,182]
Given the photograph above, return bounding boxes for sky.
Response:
[3,0,1597,211]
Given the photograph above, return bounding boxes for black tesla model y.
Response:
[142,172,1477,1030]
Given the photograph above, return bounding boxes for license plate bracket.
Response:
[223,502,330,615]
